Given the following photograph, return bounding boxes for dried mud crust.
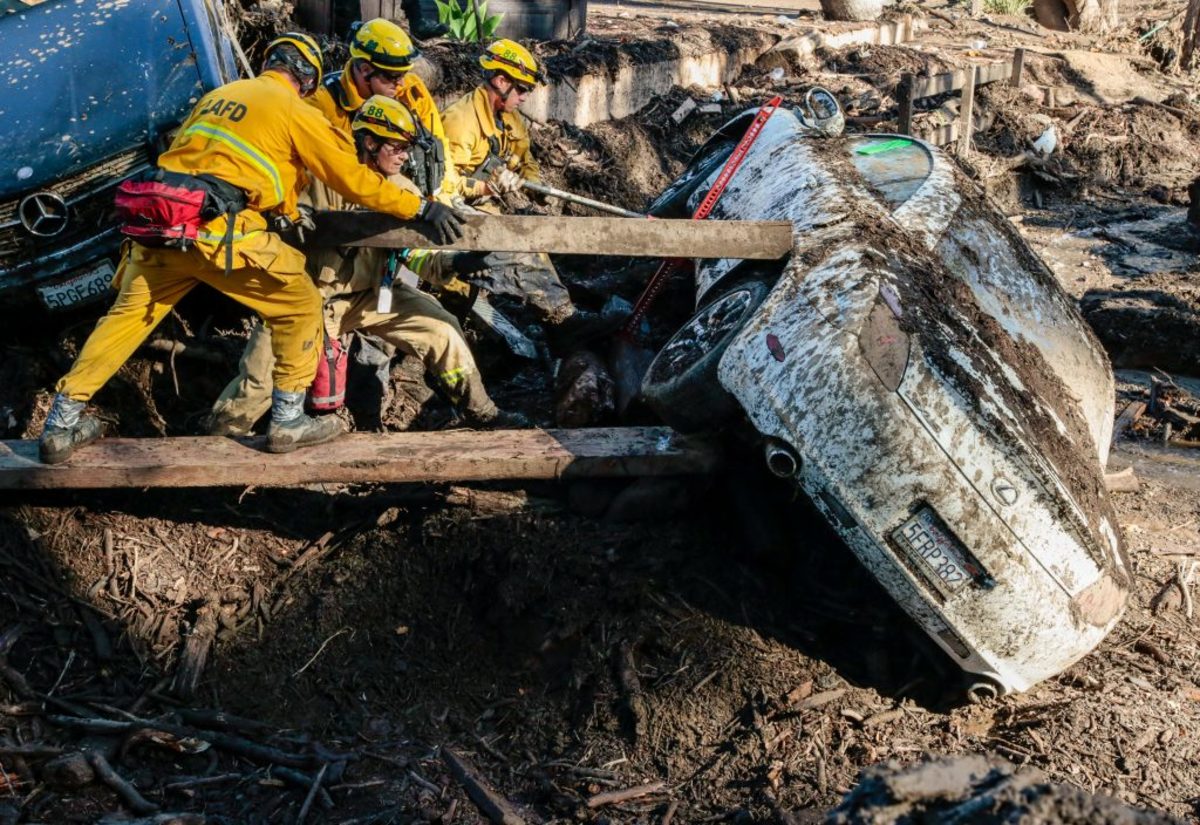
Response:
[807,136,1124,587]
[830,754,1185,825]
[2,473,1200,823]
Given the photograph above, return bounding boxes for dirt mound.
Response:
[829,754,1185,825]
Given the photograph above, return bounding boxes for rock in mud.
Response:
[555,350,615,427]
[826,754,1183,825]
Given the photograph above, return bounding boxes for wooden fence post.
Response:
[957,67,976,157]
[1010,47,1026,87]
[897,73,915,136]
[1183,0,1200,71]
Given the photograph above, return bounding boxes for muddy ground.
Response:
[2,1,1200,823]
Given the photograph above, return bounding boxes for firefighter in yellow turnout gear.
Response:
[441,40,620,340]
[207,97,526,434]
[309,18,460,201]
[37,33,465,465]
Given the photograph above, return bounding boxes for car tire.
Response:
[641,278,771,433]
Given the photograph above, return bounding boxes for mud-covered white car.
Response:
[641,108,1129,694]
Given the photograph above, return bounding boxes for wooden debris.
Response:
[295,762,329,825]
[442,747,526,825]
[95,815,206,825]
[671,98,697,124]
[614,642,648,742]
[586,781,667,809]
[0,428,721,490]
[171,595,220,700]
[795,688,847,711]
[313,212,793,260]
[1103,466,1140,492]
[862,708,905,728]
[89,751,159,814]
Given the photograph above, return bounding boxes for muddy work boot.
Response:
[265,389,345,454]
[39,393,104,465]
[459,371,531,429]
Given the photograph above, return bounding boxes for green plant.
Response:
[983,0,1031,15]
[434,0,504,42]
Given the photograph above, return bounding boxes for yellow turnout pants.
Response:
[57,239,323,401]
[209,282,477,433]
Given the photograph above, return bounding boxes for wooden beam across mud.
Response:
[0,428,721,490]
[311,211,795,260]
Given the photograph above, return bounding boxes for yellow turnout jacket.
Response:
[309,63,459,200]
[441,86,541,201]
[158,71,423,249]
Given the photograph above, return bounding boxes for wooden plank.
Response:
[911,60,1013,100]
[311,212,794,260]
[0,428,721,490]
[1010,47,1027,87]
[897,73,916,136]
[1113,400,1147,441]
[957,68,976,157]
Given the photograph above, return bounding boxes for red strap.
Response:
[622,96,783,339]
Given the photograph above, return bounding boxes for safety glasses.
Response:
[370,68,407,85]
[512,81,534,95]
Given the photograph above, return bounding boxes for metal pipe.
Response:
[966,680,1000,703]
[521,181,646,219]
[764,439,800,479]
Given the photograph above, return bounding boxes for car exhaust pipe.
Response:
[966,679,1000,704]
[764,439,800,479]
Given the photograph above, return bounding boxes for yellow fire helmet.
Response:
[352,95,421,145]
[264,32,324,96]
[479,39,544,87]
[350,18,420,73]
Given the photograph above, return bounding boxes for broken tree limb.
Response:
[48,716,314,769]
[311,212,793,260]
[89,751,159,814]
[171,596,220,701]
[0,428,721,490]
[441,747,526,825]
[586,781,667,808]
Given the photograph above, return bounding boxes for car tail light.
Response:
[858,285,910,392]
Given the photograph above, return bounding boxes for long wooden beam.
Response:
[0,428,721,490]
[311,212,793,260]
[910,60,1013,100]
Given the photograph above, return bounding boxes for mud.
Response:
[830,754,1185,825]
[2,2,1200,823]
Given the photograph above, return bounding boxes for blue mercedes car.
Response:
[0,0,240,311]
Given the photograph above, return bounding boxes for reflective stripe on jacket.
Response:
[159,72,423,234]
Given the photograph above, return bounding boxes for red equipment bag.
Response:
[310,334,349,411]
[115,169,246,248]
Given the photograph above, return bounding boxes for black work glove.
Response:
[419,200,465,245]
[448,251,491,282]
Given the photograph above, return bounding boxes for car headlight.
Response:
[857,284,910,392]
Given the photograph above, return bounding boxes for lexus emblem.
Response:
[991,477,1019,506]
[18,192,69,237]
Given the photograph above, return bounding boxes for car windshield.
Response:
[848,136,934,208]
